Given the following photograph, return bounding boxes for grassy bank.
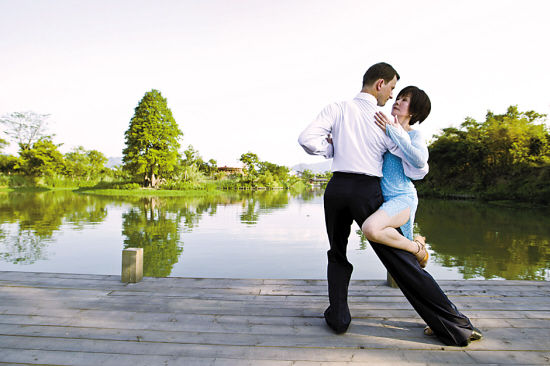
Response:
[77,187,224,197]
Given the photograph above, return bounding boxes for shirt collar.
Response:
[354,92,377,105]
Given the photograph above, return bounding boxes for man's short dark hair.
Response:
[397,86,431,125]
[362,62,400,87]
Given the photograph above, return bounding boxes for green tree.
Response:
[0,155,19,174]
[240,152,259,174]
[239,152,260,187]
[0,111,51,151]
[65,146,108,180]
[17,138,65,177]
[420,105,550,202]
[429,106,548,184]
[64,146,90,179]
[123,90,182,187]
[300,169,315,181]
[182,145,202,166]
[258,161,290,181]
[205,158,218,177]
[87,149,108,178]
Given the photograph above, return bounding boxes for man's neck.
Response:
[361,87,377,100]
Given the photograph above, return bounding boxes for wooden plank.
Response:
[1,337,549,364]
[1,348,533,366]
[0,271,121,281]
[0,286,112,297]
[3,304,550,329]
[2,271,548,290]
[2,284,549,314]
[0,324,443,349]
[4,287,550,307]
[1,271,549,365]
[1,322,550,351]
[2,293,549,315]
[3,272,548,290]
[0,349,294,366]
[2,294,548,320]
[2,278,548,300]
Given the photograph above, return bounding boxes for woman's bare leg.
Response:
[362,208,428,265]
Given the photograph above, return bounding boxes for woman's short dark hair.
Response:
[397,86,431,125]
[362,62,400,87]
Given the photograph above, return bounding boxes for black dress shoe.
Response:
[324,307,350,334]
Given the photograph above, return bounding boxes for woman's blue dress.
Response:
[379,127,428,240]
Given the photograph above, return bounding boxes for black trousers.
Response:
[323,172,475,346]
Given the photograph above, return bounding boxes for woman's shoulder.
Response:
[407,128,424,138]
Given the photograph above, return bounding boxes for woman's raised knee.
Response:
[361,221,380,242]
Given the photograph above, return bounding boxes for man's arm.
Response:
[298,103,338,158]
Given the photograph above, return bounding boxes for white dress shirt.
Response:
[299,93,401,177]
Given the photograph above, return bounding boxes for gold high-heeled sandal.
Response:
[414,238,429,268]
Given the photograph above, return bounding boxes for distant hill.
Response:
[291,160,332,174]
[106,157,122,168]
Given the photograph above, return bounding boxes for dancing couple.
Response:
[298,62,482,347]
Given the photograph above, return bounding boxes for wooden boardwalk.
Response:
[0,271,549,365]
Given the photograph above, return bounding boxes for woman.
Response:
[361,85,431,267]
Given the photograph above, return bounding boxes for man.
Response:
[298,62,482,347]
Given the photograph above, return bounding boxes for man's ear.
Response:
[375,79,384,91]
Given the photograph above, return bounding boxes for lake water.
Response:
[1,190,549,280]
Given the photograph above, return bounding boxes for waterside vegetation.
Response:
[0,91,325,195]
[1,93,548,204]
[416,106,550,205]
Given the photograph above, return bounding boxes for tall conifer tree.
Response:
[123,90,182,187]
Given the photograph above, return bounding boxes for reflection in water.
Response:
[118,194,246,276]
[356,229,369,251]
[120,190,307,276]
[415,199,550,280]
[239,190,290,225]
[122,197,183,277]
[0,191,109,264]
[1,190,549,280]
[0,230,48,264]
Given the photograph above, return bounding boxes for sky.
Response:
[1,0,549,167]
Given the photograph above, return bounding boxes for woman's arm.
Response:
[385,125,428,169]
[374,111,429,180]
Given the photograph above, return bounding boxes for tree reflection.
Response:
[291,188,323,202]
[0,191,109,264]
[120,193,246,276]
[239,190,290,225]
[415,199,550,280]
[0,230,49,264]
[122,197,183,277]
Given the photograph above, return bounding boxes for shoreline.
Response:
[2,186,548,208]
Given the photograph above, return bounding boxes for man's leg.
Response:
[323,173,383,334]
[369,240,476,346]
[323,177,354,333]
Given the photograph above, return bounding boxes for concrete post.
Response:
[121,248,143,283]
